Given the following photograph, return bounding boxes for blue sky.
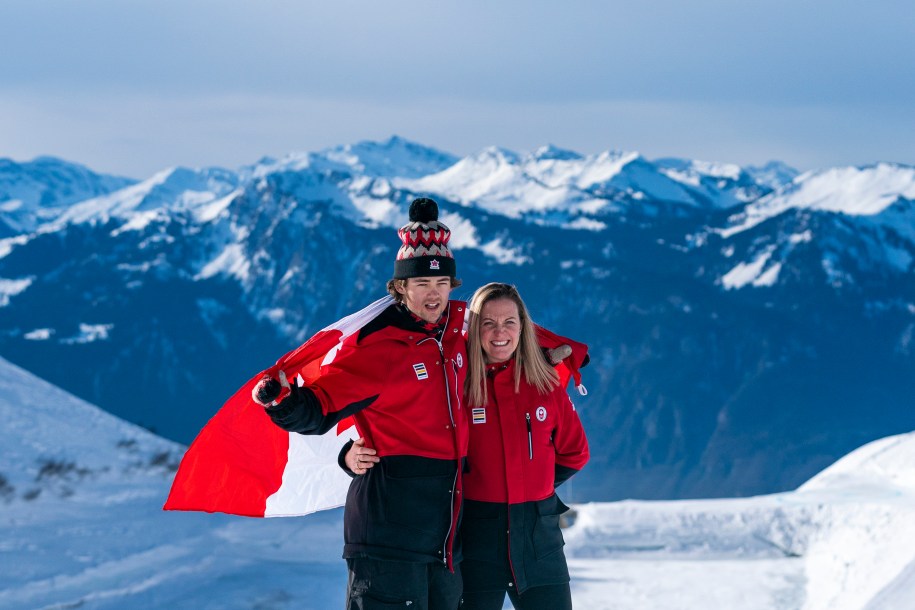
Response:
[2,0,913,178]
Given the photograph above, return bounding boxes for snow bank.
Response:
[565,431,915,610]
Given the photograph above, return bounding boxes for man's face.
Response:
[397,276,452,323]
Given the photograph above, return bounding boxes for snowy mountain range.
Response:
[0,136,913,501]
[1,354,912,609]
[0,157,134,236]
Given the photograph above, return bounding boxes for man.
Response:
[252,197,468,610]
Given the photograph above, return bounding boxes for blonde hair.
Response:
[465,283,559,407]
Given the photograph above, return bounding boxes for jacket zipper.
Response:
[438,340,457,566]
[451,360,462,412]
[417,307,457,567]
[526,413,533,460]
[506,508,519,593]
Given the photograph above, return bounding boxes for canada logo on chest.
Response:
[535,405,548,422]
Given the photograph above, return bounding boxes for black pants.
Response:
[461,583,572,610]
[346,557,463,610]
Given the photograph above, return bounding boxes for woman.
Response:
[457,282,589,610]
[346,283,589,609]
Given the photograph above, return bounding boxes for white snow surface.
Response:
[0,156,135,233]
[20,139,914,282]
[245,137,457,185]
[2,354,914,609]
[721,247,779,290]
[60,323,115,344]
[721,163,915,238]
[713,163,915,290]
[54,166,239,227]
[403,146,711,218]
[567,430,915,610]
[321,136,459,179]
[0,276,33,306]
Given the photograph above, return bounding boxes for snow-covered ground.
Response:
[1,354,913,609]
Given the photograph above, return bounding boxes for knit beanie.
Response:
[393,197,456,279]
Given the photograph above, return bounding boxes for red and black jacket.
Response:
[266,300,468,569]
[461,357,589,593]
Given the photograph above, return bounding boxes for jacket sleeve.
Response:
[337,438,358,478]
[267,336,388,436]
[552,389,589,486]
[265,385,378,435]
[554,464,580,488]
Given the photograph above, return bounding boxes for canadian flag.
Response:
[163,296,394,518]
[163,295,588,518]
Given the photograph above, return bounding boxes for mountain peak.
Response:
[475,146,521,165]
[378,135,424,149]
[53,164,239,226]
[776,162,915,216]
[530,144,583,162]
[323,136,459,179]
[0,156,136,234]
[745,161,800,190]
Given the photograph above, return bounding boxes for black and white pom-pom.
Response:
[409,197,439,223]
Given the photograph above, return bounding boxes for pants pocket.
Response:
[531,495,569,559]
[349,591,416,609]
[372,459,454,551]
[347,558,419,609]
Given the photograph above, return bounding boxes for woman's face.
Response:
[479,298,521,363]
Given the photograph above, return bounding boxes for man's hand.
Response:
[252,376,281,406]
[252,370,292,407]
[345,438,379,475]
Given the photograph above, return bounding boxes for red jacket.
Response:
[461,357,589,593]
[267,300,468,568]
[463,359,589,504]
[310,302,469,462]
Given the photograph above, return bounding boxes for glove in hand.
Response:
[252,376,282,406]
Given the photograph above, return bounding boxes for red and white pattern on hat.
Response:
[397,220,454,260]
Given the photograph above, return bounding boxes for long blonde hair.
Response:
[465,283,560,407]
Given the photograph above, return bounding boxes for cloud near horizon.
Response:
[1,0,913,177]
